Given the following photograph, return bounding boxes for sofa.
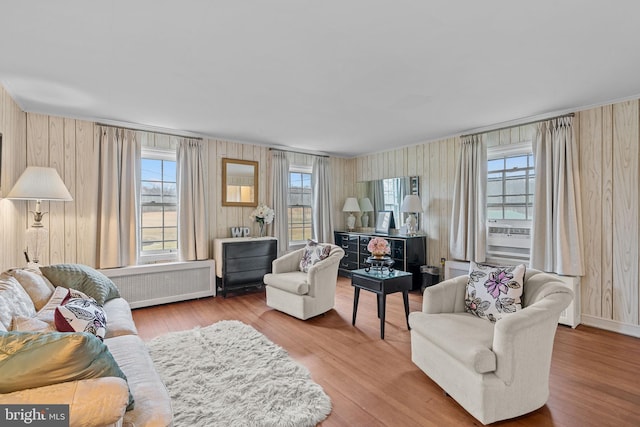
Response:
[263,243,344,320]
[409,268,573,424]
[0,265,173,427]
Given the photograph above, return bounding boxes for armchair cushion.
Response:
[263,271,309,295]
[299,241,331,273]
[464,262,525,322]
[409,311,496,374]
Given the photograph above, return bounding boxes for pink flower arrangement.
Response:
[367,237,390,256]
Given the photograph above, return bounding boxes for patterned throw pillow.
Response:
[299,241,332,273]
[55,290,108,340]
[40,264,120,306]
[464,262,526,322]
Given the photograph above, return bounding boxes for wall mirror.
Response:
[222,158,258,207]
[356,176,419,229]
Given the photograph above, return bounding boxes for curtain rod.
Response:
[269,147,329,158]
[460,112,575,139]
[97,123,203,140]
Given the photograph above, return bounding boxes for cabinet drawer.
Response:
[224,241,277,258]
[339,260,359,270]
[352,274,382,292]
[390,240,405,259]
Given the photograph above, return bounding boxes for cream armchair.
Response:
[408,269,573,425]
[264,245,344,320]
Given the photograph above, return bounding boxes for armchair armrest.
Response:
[422,275,468,314]
[307,248,344,294]
[272,248,304,274]
[0,377,129,427]
[493,286,573,385]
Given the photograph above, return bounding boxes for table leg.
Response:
[402,290,411,330]
[352,287,360,326]
[380,293,386,339]
[377,294,381,318]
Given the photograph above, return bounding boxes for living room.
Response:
[1,2,640,426]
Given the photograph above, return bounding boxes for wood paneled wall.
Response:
[2,83,639,335]
[579,100,640,335]
[0,87,353,271]
[352,103,640,336]
[0,85,27,271]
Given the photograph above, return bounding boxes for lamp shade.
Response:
[401,195,422,213]
[342,197,360,212]
[359,197,374,212]
[7,167,73,201]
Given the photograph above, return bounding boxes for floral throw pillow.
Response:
[464,262,526,322]
[54,290,107,340]
[299,241,332,273]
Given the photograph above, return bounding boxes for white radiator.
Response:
[101,260,216,309]
[553,275,581,328]
[443,260,581,328]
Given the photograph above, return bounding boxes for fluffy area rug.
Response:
[147,320,332,427]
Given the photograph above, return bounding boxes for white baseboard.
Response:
[580,315,640,338]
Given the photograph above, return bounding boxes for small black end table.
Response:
[350,268,412,339]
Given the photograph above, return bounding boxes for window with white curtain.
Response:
[486,142,533,264]
[288,165,313,244]
[140,148,178,262]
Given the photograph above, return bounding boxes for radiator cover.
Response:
[101,260,216,308]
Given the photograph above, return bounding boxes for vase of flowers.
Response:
[250,203,275,237]
[367,236,390,259]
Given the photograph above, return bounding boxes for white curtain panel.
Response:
[97,127,140,268]
[312,156,334,243]
[449,134,487,262]
[271,150,290,256]
[177,138,209,261]
[531,117,584,276]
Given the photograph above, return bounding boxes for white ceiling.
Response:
[2,1,640,157]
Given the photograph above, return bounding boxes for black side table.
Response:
[351,268,412,339]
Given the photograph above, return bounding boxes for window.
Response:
[487,143,534,220]
[288,167,313,243]
[140,149,177,260]
[486,142,534,264]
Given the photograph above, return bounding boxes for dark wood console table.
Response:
[335,231,426,291]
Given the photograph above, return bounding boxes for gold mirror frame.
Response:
[222,158,258,207]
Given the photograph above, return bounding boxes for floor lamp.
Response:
[7,166,73,264]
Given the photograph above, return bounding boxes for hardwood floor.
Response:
[132,277,640,427]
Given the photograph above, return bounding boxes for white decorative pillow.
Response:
[464,262,526,322]
[7,268,55,311]
[12,315,56,333]
[0,273,36,330]
[299,241,332,273]
[55,291,107,340]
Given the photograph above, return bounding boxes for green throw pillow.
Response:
[40,264,120,306]
[0,331,134,410]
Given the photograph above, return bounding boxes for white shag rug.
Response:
[147,320,332,427]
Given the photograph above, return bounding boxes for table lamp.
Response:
[359,197,374,228]
[342,197,360,231]
[401,194,422,235]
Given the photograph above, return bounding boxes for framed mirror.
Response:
[222,158,258,207]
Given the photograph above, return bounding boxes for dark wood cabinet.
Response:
[334,231,426,291]
[214,237,277,297]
